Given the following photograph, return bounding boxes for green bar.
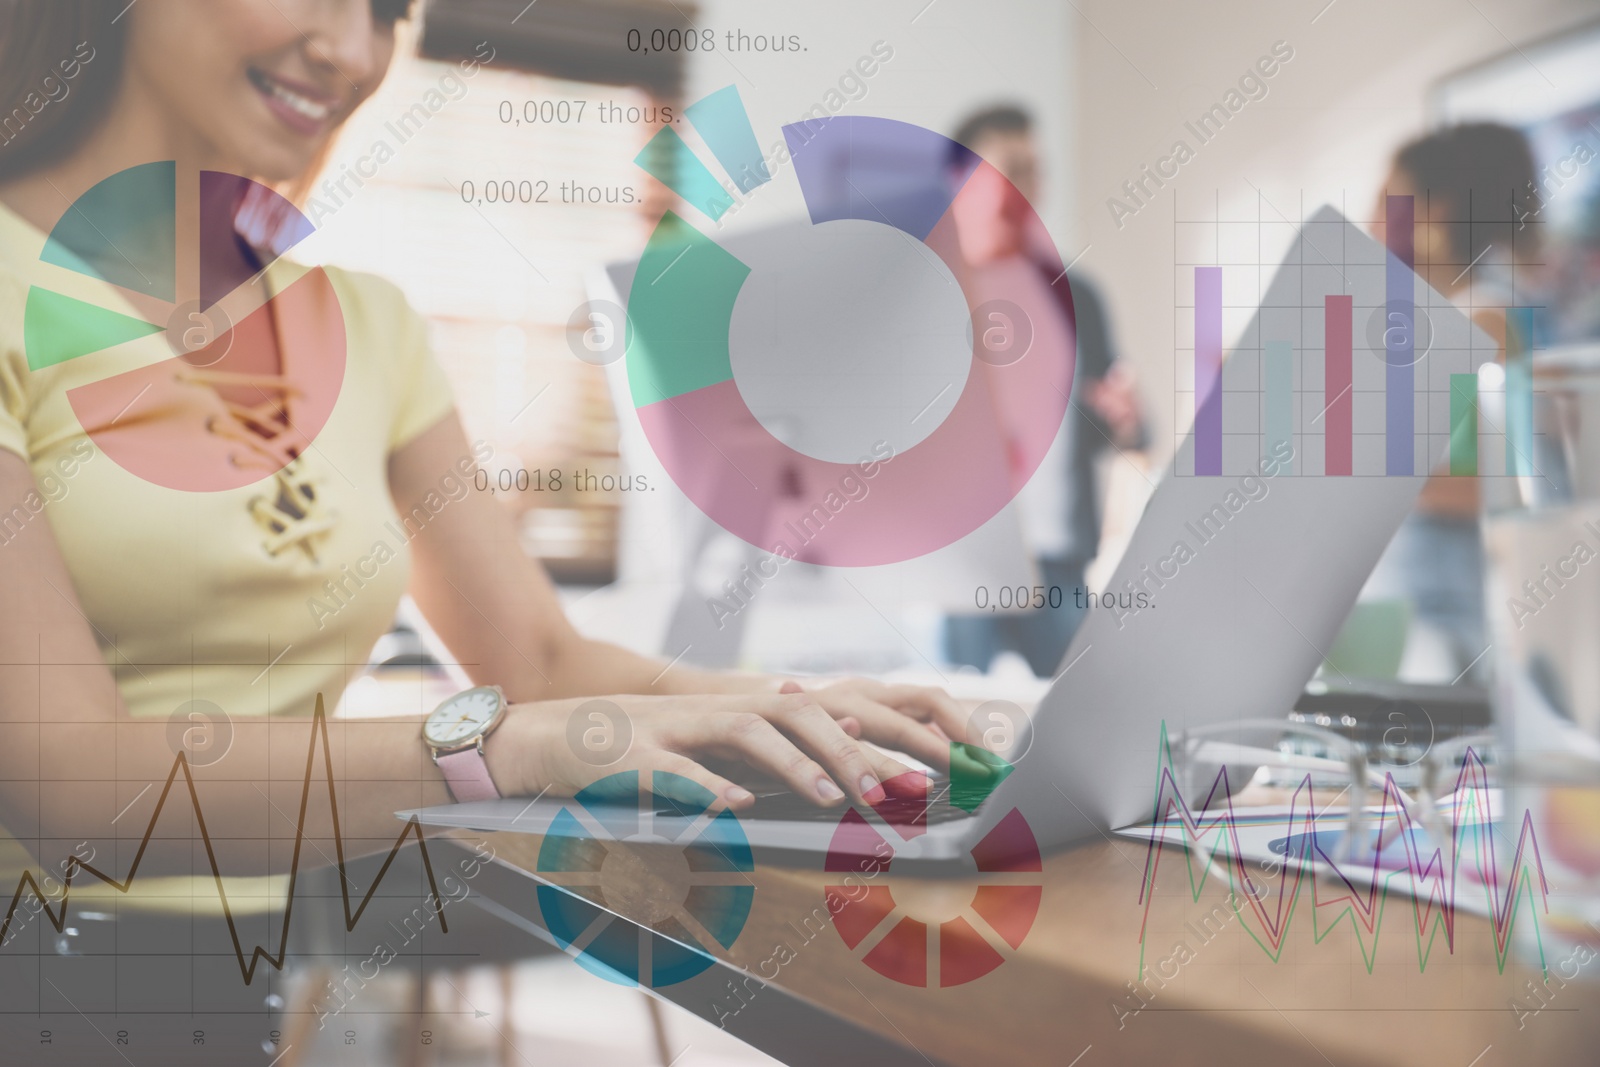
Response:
[1264,340,1293,474]
[1450,373,1478,476]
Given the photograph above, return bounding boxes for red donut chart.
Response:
[625,115,1074,566]
[822,771,1043,988]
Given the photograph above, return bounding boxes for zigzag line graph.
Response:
[1137,724,1551,976]
[0,694,450,984]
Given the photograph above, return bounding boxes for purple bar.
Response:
[1195,267,1222,475]
[1385,195,1414,475]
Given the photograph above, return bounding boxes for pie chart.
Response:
[824,760,1042,987]
[22,162,345,492]
[625,105,1075,566]
[535,770,756,988]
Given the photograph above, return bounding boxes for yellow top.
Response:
[0,194,456,915]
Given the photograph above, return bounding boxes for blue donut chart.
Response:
[535,771,755,988]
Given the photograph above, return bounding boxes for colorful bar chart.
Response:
[1324,295,1353,476]
[1175,203,1505,478]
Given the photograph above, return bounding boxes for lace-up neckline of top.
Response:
[178,362,334,562]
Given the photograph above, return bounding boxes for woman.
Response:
[0,0,962,902]
[1360,123,1540,682]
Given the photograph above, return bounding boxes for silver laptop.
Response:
[401,206,1493,862]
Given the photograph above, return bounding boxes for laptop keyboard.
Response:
[710,775,978,825]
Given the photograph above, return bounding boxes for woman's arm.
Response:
[396,415,966,767]
[392,416,726,703]
[0,449,457,878]
[0,434,911,884]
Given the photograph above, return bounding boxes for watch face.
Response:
[424,688,502,747]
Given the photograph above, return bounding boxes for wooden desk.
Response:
[448,826,1598,1067]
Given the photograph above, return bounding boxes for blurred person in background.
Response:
[941,104,1147,677]
[1358,122,1542,682]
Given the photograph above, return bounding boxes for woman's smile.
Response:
[246,65,341,136]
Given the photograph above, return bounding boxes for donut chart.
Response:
[824,766,1043,987]
[22,163,345,492]
[626,110,1074,566]
[535,771,755,988]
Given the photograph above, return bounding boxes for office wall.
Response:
[1072,0,1596,461]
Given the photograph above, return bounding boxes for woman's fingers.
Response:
[763,690,928,796]
[768,702,902,804]
[596,690,954,812]
[672,709,846,805]
[822,693,951,768]
[866,748,923,793]
[870,683,969,743]
[633,750,756,811]
[792,679,967,755]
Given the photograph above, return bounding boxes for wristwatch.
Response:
[423,686,508,802]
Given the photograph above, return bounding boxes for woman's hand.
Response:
[484,692,922,811]
[771,678,966,770]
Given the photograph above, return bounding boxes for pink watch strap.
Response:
[436,747,501,803]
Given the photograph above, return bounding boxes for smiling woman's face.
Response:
[122,0,405,181]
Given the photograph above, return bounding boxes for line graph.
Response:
[1136,724,1550,976]
[0,693,450,985]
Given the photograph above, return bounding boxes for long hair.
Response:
[0,1,126,182]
